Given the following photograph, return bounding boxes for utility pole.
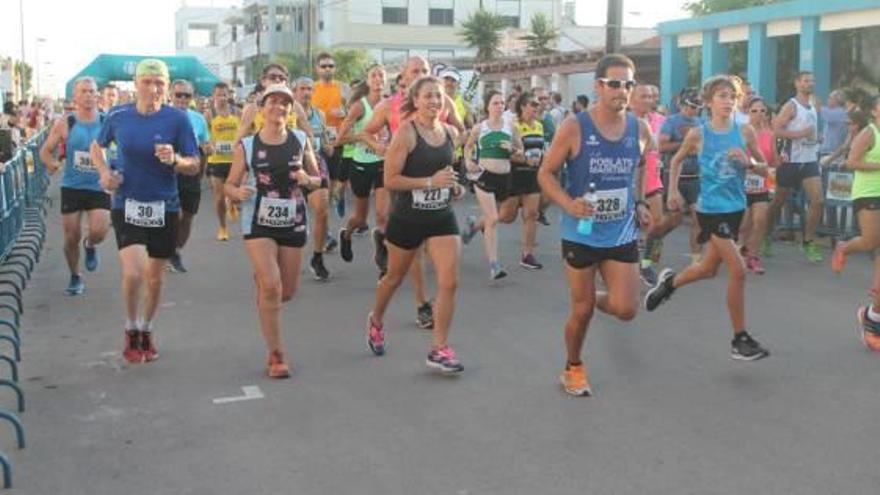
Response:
[307,0,313,72]
[605,0,623,54]
[19,0,26,99]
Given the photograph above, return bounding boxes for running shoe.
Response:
[461,214,478,245]
[335,195,346,219]
[123,329,142,364]
[339,229,353,262]
[761,236,774,257]
[426,345,464,374]
[560,362,592,397]
[228,202,240,221]
[537,211,550,226]
[490,262,507,282]
[645,268,676,311]
[802,241,824,263]
[730,332,770,361]
[325,234,338,254]
[856,306,880,352]
[310,254,330,282]
[746,255,765,275]
[366,312,386,356]
[520,253,543,270]
[169,252,187,273]
[141,331,159,362]
[353,224,370,236]
[416,301,434,330]
[267,350,291,378]
[83,239,99,272]
[216,227,229,241]
[373,229,388,275]
[65,274,85,296]
[831,241,847,274]
[640,263,658,286]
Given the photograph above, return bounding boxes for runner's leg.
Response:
[425,235,461,349]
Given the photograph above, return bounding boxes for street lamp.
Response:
[35,37,47,97]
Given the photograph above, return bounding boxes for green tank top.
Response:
[342,143,355,159]
[478,120,513,160]
[852,124,880,200]
[353,97,383,164]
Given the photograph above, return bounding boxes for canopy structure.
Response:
[65,54,220,98]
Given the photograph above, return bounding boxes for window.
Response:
[382,49,409,65]
[428,50,454,61]
[428,0,454,26]
[496,0,521,28]
[382,0,409,25]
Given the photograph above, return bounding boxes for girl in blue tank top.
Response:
[645,75,772,362]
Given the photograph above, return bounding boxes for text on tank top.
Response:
[242,131,308,233]
[393,122,455,218]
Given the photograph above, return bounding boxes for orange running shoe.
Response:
[267,350,291,379]
[831,241,847,274]
[560,362,592,397]
[228,201,240,221]
[216,227,229,241]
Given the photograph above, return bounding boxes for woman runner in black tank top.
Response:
[364,76,466,374]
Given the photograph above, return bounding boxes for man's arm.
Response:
[773,101,810,140]
[362,99,389,136]
[537,116,586,218]
[39,118,66,174]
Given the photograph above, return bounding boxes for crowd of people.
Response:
[24,50,880,395]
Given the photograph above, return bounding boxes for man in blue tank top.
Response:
[538,54,653,397]
[40,76,111,296]
[90,59,200,365]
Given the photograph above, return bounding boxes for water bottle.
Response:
[577,182,597,235]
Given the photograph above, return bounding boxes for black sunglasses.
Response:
[319,64,335,69]
[598,78,636,90]
[174,92,192,99]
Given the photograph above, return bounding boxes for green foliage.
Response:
[14,61,32,95]
[459,9,507,61]
[327,48,374,82]
[520,13,559,55]
[683,0,789,16]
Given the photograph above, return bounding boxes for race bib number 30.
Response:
[589,188,628,223]
[73,151,95,173]
[257,197,296,227]
[124,199,165,228]
[412,188,451,211]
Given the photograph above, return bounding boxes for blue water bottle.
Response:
[577,182,597,235]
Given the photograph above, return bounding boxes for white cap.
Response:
[440,68,461,82]
[261,84,294,105]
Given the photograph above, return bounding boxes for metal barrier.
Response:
[772,166,858,246]
[0,128,50,488]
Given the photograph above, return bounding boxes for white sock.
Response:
[125,319,137,330]
[139,319,152,332]
[868,305,880,322]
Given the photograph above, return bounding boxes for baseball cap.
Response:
[680,88,702,108]
[261,84,295,105]
[135,59,170,81]
[440,68,461,82]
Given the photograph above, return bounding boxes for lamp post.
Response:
[18,0,26,99]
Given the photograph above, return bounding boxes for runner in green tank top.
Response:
[832,97,880,351]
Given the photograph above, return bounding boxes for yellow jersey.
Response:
[208,113,241,164]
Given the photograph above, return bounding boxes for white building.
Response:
[175,6,237,82]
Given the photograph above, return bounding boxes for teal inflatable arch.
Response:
[65,54,221,98]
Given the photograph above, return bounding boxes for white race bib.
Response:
[588,187,628,223]
[257,197,296,227]
[215,141,234,155]
[73,151,95,173]
[745,174,765,194]
[326,127,338,144]
[124,199,165,227]
[412,188,451,211]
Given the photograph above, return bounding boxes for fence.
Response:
[774,166,859,245]
[0,128,50,489]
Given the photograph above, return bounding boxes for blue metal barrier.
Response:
[772,166,858,245]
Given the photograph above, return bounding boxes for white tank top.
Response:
[785,97,819,163]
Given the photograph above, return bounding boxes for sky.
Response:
[1,0,688,98]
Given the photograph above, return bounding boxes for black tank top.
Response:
[392,121,455,219]
[247,132,308,236]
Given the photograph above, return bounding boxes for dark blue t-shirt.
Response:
[660,112,700,176]
[98,104,198,212]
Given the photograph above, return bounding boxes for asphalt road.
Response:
[5,185,880,495]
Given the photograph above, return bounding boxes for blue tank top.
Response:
[561,112,641,248]
[697,120,747,214]
[62,115,104,192]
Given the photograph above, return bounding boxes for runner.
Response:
[39,76,111,295]
[364,76,465,373]
[769,71,825,263]
[225,84,322,377]
[312,52,351,219]
[740,97,781,274]
[237,63,312,141]
[337,64,391,275]
[831,95,880,351]
[641,87,704,284]
[293,76,335,281]
[90,59,200,364]
[168,79,210,273]
[99,83,118,113]
[205,82,241,241]
[461,89,524,281]
[645,74,771,362]
[534,86,556,226]
[538,54,652,396]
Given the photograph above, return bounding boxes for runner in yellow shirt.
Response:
[206,82,241,240]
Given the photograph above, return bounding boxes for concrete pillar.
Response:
[660,34,687,107]
[530,74,548,90]
[799,16,831,99]
[551,72,570,101]
[701,29,728,81]
[501,78,510,96]
[267,0,277,57]
[476,80,485,107]
[747,23,778,105]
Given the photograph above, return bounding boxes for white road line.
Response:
[212,385,265,405]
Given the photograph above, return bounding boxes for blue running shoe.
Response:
[65,274,85,296]
[83,240,99,272]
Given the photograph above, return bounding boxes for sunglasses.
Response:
[598,78,636,90]
[683,101,703,109]
[174,92,192,99]
[319,64,335,69]
[265,73,288,82]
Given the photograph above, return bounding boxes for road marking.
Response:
[212,385,265,405]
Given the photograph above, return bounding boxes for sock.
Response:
[490,260,501,271]
[640,258,653,269]
[566,360,582,369]
[140,320,152,332]
[83,238,93,249]
[691,253,702,265]
[125,319,137,330]
[868,305,880,322]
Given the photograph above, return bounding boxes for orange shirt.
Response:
[313,80,345,128]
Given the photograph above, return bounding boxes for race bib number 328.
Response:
[124,199,165,228]
[589,187,628,223]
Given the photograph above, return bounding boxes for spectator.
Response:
[820,89,850,166]
[548,91,566,128]
[572,94,589,114]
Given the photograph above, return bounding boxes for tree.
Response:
[683,0,787,16]
[328,48,374,82]
[459,9,507,62]
[520,13,559,55]
[14,61,32,96]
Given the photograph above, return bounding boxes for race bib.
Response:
[215,141,234,155]
[326,127,338,144]
[525,148,543,167]
[124,199,165,227]
[257,197,296,227]
[73,151,95,173]
[745,174,765,194]
[589,187,628,223]
[412,188,451,211]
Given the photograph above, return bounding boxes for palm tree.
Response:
[458,9,507,62]
[520,13,559,55]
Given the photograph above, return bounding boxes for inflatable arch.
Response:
[65,54,220,98]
